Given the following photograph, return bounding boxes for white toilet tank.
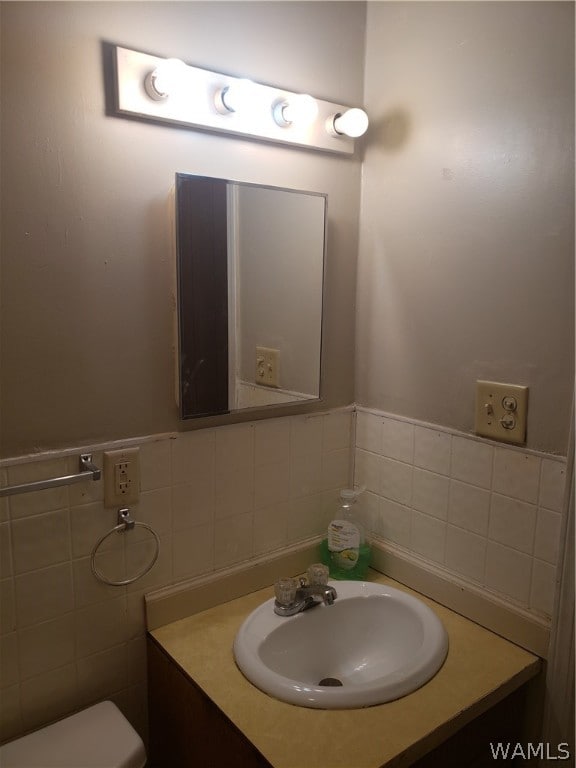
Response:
[0,700,146,768]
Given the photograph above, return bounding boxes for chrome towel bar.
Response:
[0,454,101,497]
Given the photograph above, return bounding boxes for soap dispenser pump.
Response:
[321,487,370,580]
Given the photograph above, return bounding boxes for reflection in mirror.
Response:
[175,174,326,419]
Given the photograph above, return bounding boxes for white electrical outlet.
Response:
[475,381,528,445]
[103,447,140,507]
[255,346,280,388]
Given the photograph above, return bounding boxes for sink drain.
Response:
[318,677,343,687]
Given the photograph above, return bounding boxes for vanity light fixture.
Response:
[111,45,369,154]
[144,57,188,101]
[214,79,260,114]
[272,94,319,127]
[327,108,370,138]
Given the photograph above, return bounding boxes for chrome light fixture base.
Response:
[111,45,368,155]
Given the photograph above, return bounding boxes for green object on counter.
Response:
[322,487,371,580]
[320,537,371,580]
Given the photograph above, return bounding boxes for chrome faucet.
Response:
[274,564,337,617]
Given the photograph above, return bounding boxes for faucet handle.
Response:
[274,577,297,606]
[307,563,329,586]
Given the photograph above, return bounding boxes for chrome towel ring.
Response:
[91,507,160,586]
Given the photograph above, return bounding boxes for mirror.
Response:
[175,174,326,419]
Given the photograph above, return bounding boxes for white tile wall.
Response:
[445,526,487,583]
[379,498,411,548]
[484,541,532,604]
[0,409,353,743]
[354,409,567,619]
[412,469,449,520]
[447,480,490,536]
[414,426,451,475]
[0,404,567,746]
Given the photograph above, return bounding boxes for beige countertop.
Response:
[150,572,541,768]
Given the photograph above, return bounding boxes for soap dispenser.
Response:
[321,487,370,580]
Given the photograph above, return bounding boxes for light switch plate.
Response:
[475,380,528,445]
[103,448,140,507]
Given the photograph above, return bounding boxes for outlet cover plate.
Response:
[103,447,140,507]
[475,380,528,445]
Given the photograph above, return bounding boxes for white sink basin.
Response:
[233,580,448,709]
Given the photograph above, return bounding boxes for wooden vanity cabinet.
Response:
[147,633,540,768]
[147,636,272,768]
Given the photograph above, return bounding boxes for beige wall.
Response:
[0,1,365,458]
[356,1,574,455]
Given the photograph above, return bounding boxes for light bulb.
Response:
[330,108,369,138]
[144,58,188,101]
[215,79,259,114]
[273,94,318,127]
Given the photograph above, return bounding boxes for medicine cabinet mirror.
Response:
[175,173,326,419]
